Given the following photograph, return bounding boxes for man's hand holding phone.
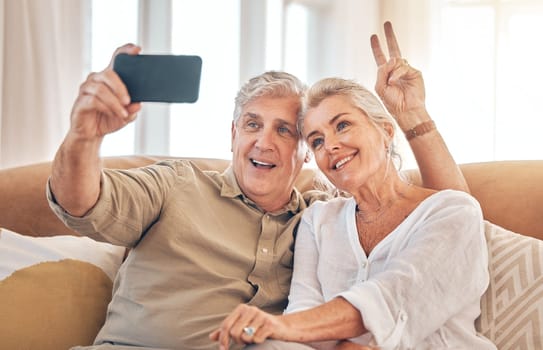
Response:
[70,43,142,142]
[69,43,202,144]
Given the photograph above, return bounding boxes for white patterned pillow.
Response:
[476,221,543,349]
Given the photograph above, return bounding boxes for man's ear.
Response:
[230,121,236,152]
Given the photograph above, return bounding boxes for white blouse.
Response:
[285,190,496,350]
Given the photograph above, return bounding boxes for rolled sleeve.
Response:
[339,282,407,348]
[46,161,181,247]
[46,173,133,246]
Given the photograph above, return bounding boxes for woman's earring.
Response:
[386,142,394,153]
[385,144,392,160]
[304,150,312,163]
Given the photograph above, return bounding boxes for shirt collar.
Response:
[220,165,302,215]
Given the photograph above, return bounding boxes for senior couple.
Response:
[48,22,495,349]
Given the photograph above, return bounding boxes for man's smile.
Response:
[250,158,276,169]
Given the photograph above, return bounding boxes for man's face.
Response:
[231,95,306,212]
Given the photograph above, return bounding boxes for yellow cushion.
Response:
[0,259,113,350]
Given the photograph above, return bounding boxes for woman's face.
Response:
[303,94,391,193]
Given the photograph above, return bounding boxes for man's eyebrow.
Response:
[243,112,260,119]
[276,118,296,127]
[305,113,347,139]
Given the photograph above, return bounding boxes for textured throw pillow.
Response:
[477,221,543,349]
[0,229,126,350]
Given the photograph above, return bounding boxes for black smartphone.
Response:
[113,53,202,103]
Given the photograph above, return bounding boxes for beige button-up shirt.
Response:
[48,160,324,349]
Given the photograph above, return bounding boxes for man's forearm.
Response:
[50,134,103,216]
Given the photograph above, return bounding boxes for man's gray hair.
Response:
[233,71,307,125]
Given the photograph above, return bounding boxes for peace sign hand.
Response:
[371,21,429,131]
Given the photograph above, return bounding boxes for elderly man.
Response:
[48,23,467,350]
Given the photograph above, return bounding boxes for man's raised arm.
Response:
[50,44,143,216]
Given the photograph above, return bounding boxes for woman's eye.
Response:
[337,121,348,131]
[310,138,323,149]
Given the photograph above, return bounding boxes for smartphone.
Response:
[113,53,202,103]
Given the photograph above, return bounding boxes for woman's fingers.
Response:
[211,304,278,348]
[371,21,404,65]
[386,58,411,85]
[371,34,387,66]
[214,304,257,347]
[384,21,402,58]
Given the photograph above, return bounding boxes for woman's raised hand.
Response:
[370,21,429,130]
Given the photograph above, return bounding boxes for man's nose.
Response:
[255,128,275,150]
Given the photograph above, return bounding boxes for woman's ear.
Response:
[383,121,395,139]
[381,122,395,152]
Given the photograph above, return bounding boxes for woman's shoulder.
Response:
[424,189,479,207]
[414,189,482,222]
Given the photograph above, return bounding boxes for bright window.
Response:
[90,1,543,162]
[90,0,138,156]
[168,0,240,159]
[428,0,543,163]
[91,0,300,159]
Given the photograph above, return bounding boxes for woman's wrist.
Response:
[404,120,436,141]
[395,108,431,132]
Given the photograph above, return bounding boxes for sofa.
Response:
[0,156,542,349]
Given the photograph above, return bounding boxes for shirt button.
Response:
[262,248,269,254]
[361,261,367,268]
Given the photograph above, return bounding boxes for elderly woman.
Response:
[211,23,496,350]
[285,76,495,349]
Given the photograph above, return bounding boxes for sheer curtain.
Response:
[0,0,88,169]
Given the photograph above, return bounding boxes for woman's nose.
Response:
[324,134,340,153]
